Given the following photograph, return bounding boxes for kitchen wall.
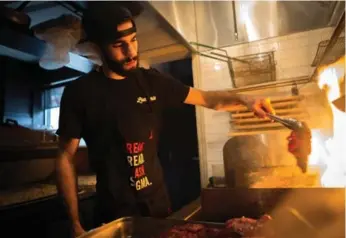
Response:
[192,27,334,186]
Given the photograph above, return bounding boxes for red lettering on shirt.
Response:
[126,142,145,154]
[134,165,146,178]
[126,143,132,154]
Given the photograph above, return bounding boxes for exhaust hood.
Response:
[149,1,345,51]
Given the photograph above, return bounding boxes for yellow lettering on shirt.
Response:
[127,156,133,167]
[135,176,152,191]
[127,153,145,167]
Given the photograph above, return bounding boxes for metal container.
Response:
[80,188,345,237]
[79,216,225,238]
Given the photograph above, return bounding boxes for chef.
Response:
[54,3,275,237]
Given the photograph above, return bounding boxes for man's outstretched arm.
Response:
[184,88,275,117]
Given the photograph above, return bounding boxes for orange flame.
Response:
[310,56,345,187]
[317,56,345,101]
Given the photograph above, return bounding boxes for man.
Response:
[55,3,275,237]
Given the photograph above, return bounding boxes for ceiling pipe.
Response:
[231,1,238,41]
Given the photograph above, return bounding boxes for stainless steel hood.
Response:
[150,1,345,51]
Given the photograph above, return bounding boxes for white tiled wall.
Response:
[195,27,334,181]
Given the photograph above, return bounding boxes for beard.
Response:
[103,53,139,77]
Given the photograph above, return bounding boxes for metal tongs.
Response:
[266,113,304,131]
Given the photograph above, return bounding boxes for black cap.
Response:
[82,2,137,44]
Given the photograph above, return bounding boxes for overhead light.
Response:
[214,62,221,71]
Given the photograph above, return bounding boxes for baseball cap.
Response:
[82,2,138,44]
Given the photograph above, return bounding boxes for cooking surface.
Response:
[167,188,345,238]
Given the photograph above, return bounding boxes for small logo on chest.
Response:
[137,96,157,104]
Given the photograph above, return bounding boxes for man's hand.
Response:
[238,95,275,118]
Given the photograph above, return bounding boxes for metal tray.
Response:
[79,216,225,238]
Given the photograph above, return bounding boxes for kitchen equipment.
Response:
[223,134,318,188]
[78,189,343,237]
[0,118,60,190]
[311,37,345,67]
[223,135,271,188]
[79,216,225,238]
[190,188,345,237]
[0,119,41,147]
[256,188,345,238]
[190,42,276,88]
[265,113,305,131]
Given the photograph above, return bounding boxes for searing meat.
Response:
[159,214,272,238]
[225,217,258,235]
[159,224,222,238]
[225,214,272,236]
[258,214,272,222]
[287,121,312,173]
[180,224,205,233]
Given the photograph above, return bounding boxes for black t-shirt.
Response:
[56,67,189,214]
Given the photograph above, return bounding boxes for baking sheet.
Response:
[79,216,225,238]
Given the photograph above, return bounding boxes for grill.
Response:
[78,188,346,237]
[229,95,308,136]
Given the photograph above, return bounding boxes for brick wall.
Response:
[194,27,334,183]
